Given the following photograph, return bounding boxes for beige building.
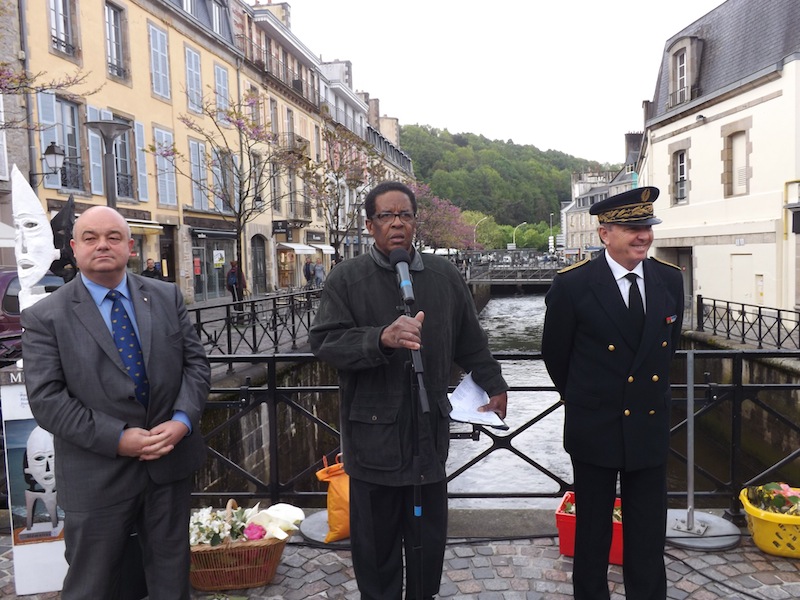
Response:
[639,0,800,310]
[8,0,412,300]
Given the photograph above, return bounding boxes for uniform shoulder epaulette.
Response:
[557,257,589,274]
[651,256,681,270]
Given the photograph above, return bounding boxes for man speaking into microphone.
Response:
[310,181,507,599]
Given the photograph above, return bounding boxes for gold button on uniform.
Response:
[649,410,656,415]
[624,409,631,416]
[662,341,668,347]
[652,375,659,382]
[627,376,634,383]
[608,344,615,352]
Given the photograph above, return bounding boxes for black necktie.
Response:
[625,273,645,340]
[107,290,149,408]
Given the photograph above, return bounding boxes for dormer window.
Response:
[667,36,703,109]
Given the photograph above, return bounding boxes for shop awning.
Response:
[278,242,316,254]
[192,228,236,239]
[310,244,335,254]
[127,219,164,235]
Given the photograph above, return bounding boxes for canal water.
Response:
[446,294,569,509]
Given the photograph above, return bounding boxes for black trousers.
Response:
[230,287,243,311]
[349,477,447,600]
[571,459,668,600]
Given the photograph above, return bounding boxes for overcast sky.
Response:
[289,0,726,164]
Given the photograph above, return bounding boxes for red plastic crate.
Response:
[555,491,624,565]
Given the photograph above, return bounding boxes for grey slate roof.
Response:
[649,0,800,122]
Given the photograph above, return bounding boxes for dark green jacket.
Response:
[310,247,507,486]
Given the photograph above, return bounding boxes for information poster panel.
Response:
[1,367,68,595]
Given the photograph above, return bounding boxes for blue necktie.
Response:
[107,290,149,408]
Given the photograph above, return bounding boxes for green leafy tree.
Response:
[400,124,617,226]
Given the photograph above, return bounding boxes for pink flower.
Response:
[243,523,266,540]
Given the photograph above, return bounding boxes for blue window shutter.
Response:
[134,122,149,201]
[87,106,104,195]
[37,92,60,189]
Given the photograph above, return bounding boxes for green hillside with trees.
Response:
[399,125,618,251]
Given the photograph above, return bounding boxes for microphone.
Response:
[389,248,415,305]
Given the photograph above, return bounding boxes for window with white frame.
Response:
[731,132,747,196]
[269,99,279,134]
[674,51,687,104]
[37,92,83,190]
[722,118,752,198]
[149,23,170,99]
[211,149,235,213]
[153,127,177,205]
[211,1,223,34]
[214,65,229,121]
[674,151,688,203]
[182,0,194,15]
[668,37,703,109]
[185,47,202,113]
[0,96,7,181]
[113,124,134,199]
[50,0,76,56]
[189,139,208,210]
[246,84,260,126]
[271,161,281,213]
[105,2,127,79]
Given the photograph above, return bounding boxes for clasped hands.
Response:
[380,311,508,420]
[118,420,189,461]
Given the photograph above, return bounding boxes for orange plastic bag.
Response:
[315,453,350,543]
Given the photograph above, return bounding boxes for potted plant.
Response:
[555,491,623,565]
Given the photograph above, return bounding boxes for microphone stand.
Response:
[401,296,429,600]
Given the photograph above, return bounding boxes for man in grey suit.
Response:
[22,206,210,599]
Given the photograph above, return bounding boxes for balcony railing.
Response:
[60,159,84,191]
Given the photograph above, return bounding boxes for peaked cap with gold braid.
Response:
[589,186,662,226]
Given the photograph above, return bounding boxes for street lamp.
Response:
[473,215,489,246]
[85,120,132,208]
[512,221,527,246]
[30,141,66,187]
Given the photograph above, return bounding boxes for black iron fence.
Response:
[697,295,800,349]
[196,349,800,522]
[187,288,321,365]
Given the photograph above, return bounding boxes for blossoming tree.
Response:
[301,118,388,259]
[150,90,300,267]
[412,182,474,251]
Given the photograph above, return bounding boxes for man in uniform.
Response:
[541,187,684,600]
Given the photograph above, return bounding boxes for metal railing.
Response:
[195,349,800,521]
[187,288,321,368]
[468,264,561,284]
[697,295,800,349]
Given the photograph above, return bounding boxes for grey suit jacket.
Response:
[21,274,210,510]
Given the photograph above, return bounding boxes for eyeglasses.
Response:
[369,211,416,225]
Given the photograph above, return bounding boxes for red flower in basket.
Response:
[243,523,266,540]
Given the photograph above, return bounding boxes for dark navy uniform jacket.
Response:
[541,251,684,471]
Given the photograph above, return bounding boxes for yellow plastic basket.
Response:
[739,488,800,558]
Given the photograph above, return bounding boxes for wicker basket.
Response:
[739,488,800,558]
[189,500,290,591]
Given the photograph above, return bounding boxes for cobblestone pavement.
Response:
[3,528,800,599]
